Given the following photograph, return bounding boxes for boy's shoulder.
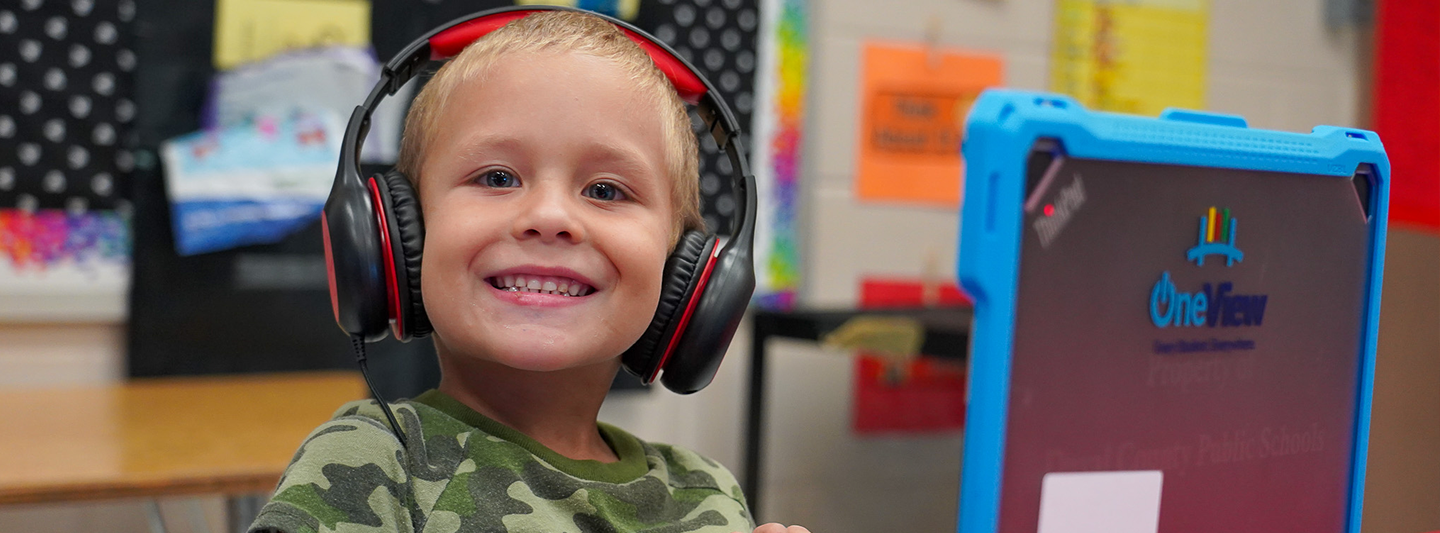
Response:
[248,399,416,533]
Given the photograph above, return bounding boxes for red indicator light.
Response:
[1044,204,1055,216]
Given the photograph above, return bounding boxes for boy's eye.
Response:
[584,182,626,201]
[481,170,519,188]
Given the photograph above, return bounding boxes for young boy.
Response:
[248,11,809,533]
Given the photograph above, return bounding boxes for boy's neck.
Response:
[435,347,622,463]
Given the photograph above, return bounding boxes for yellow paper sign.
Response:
[856,42,1003,207]
[516,0,640,21]
[1050,0,1208,115]
[213,0,371,70]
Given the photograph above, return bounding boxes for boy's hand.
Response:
[752,523,811,533]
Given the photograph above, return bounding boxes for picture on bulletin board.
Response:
[855,42,1002,207]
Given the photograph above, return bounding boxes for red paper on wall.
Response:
[852,278,971,435]
[1374,0,1440,231]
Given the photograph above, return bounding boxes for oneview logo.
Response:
[1150,274,1269,328]
[1150,207,1269,329]
[1187,206,1243,267]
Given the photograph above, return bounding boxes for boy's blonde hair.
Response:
[396,10,704,244]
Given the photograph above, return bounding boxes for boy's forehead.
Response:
[421,51,675,177]
[484,50,633,86]
[441,51,647,113]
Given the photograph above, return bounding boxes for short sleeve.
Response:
[249,401,416,533]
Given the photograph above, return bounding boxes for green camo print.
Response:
[249,398,754,533]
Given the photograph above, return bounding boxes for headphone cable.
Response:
[351,335,410,449]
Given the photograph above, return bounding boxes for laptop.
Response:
[955,90,1389,533]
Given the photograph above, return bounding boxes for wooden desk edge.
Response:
[0,473,280,505]
[0,371,365,507]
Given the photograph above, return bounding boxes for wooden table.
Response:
[0,371,368,505]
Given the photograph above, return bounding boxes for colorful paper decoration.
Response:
[855,42,1003,207]
[751,0,806,308]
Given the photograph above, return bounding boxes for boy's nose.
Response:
[512,185,585,244]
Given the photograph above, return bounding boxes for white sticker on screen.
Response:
[1037,470,1163,533]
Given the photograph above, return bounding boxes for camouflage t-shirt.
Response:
[249,390,754,533]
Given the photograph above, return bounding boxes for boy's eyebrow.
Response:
[579,141,657,176]
[454,134,527,164]
[453,133,658,177]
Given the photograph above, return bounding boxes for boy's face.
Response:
[417,50,675,372]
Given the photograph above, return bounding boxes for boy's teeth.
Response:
[490,274,593,296]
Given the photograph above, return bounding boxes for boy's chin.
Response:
[489,348,613,373]
[443,330,629,373]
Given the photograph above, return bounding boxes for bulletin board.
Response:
[0,0,138,323]
[121,0,760,396]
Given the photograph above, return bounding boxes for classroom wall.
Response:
[4,0,1438,532]
[1366,228,1440,533]
[0,323,124,388]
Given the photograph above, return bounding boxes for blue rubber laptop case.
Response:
[956,90,1389,533]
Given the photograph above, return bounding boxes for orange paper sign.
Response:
[856,43,1003,206]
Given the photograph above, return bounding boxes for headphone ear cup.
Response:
[622,231,716,381]
[322,175,391,341]
[657,238,754,394]
[378,170,432,340]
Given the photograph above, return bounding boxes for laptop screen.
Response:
[1000,141,1374,532]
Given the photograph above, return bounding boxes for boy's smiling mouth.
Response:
[486,274,595,296]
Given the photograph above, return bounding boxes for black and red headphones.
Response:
[322,5,756,395]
